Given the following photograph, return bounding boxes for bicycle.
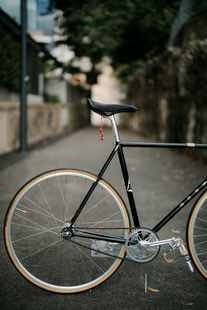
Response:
[4,98,207,293]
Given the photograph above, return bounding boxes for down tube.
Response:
[117,145,140,227]
[153,178,207,233]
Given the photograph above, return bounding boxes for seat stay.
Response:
[70,144,118,226]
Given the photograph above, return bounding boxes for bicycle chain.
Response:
[67,226,139,263]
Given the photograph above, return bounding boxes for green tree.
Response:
[0,24,21,92]
[52,0,179,81]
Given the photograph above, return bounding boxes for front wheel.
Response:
[4,169,130,293]
[186,190,207,280]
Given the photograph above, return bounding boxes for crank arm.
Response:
[142,237,177,248]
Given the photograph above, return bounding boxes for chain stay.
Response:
[66,227,193,270]
[68,226,138,263]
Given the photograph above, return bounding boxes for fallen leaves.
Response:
[147,287,159,292]
[181,301,193,306]
[171,228,181,234]
[173,169,184,180]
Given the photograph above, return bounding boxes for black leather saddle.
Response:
[87,98,137,116]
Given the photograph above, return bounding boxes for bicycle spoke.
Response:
[5,170,129,292]
[73,242,105,273]
[21,239,62,261]
[12,228,58,244]
[88,211,122,228]
[13,213,60,236]
[79,195,111,218]
[57,176,68,217]
[196,217,207,224]
[194,226,207,231]
[193,233,207,237]
[187,191,207,279]
[38,183,60,229]
[197,251,207,256]
[66,176,77,219]
[18,202,63,223]
[194,240,207,247]
[78,246,89,283]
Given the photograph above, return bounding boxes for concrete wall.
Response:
[0,89,43,104]
[0,101,89,155]
[126,39,207,162]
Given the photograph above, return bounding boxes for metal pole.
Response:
[21,0,27,152]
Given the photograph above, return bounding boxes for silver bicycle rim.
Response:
[188,191,207,278]
[5,170,129,292]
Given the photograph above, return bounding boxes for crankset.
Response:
[125,227,194,271]
[60,224,194,271]
[125,228,160,263]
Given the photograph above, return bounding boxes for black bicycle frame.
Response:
[119,141,207,233]
[70,140,207,243]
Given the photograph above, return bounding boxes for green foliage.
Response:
[52,0,179,80]
[43,92,60,103]
[0,24,21,92]
[41,60,56,75]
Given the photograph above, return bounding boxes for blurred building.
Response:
[0,6,60,103]
[0,0,54,50]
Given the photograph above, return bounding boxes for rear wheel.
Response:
[187,190,207,279]
[4,169,130,293]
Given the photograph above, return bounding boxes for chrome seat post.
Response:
[107,115,120,143]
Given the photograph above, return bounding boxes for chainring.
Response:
[125,227,160,263]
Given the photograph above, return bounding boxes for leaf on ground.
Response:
[181,301,193,306]
[171,228,181,234]
[148,287,159,292]
[174,175,183,180]
[130,166,137,172]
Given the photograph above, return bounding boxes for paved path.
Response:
[0,126,207,309]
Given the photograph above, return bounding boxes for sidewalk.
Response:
[0,126,207,309]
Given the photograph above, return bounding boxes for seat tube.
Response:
[108,115,120,142]
[108,114,140,227]
[117,145,140,227]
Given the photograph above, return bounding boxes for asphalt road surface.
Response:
[0,126,207,309]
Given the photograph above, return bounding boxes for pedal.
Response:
[162,238,194,272]
[177,240,194,272]
[183,255,194,272]
[163,254,174,264]
[162,248,175,264]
